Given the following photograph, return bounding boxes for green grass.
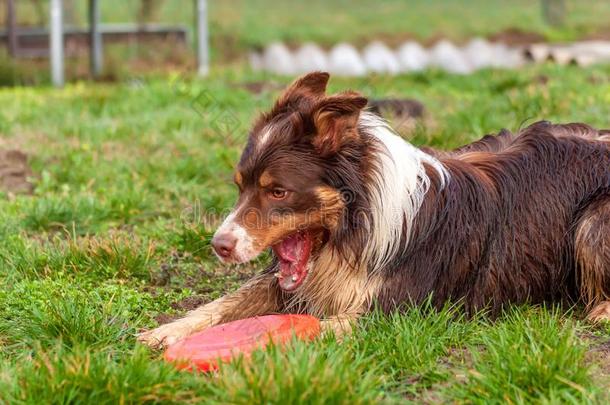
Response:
[452,308,598,404]
[1,55,610,402]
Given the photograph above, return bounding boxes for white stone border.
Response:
[250,38,610,76]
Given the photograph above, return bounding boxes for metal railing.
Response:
[4,0,210,87]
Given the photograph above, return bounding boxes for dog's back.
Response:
[377,122,610,314]
[426,121,609,158]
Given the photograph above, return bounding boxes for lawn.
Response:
[1,0,610,402]
[0,62,609,403]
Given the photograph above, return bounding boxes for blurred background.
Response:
[1,0,610,85]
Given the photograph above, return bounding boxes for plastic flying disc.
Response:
[164,314,320,372]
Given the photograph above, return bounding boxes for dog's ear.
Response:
[275,72,330,110]
[312,91,368,155]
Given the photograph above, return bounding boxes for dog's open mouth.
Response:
[272,231,312,291]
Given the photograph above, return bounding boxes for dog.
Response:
[139,72,610,348]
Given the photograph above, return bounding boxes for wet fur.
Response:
[378,122,610,315]
[138,74,610,348]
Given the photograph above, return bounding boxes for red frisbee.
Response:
[164,314,320,372]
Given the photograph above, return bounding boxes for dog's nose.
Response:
[211,233,237,259]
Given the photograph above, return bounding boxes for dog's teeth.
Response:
[274,271,281,278]
[291,275,298,282]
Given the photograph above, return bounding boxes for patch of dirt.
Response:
[587,345,610,401]
[151,262,173,286]
[488,28,546,45]
[154,312,179,325]
[369,98,428,138]
[147,249,262,326]
[533,74,550,85]
[359,32,420,48]
[0,149,34,195]
[151,248,257,291]
[584,27,610,41]
[588,72,609,85]
[369,98,425,119]
[402,347,473,403]
[580,331,610,398]
[170,295,209,311]
[152,295,211,326]
[587,339,610,374]
[235,81,284,95]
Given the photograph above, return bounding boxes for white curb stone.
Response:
[294,42,328,73]
[396,41,430,72]
[263,42,296,75]
[430,40,473,74]
[328,42,367,77]
[463,37,494,69]
[362,41,401,74]
[251,39,610,75]
[248,51,264,71]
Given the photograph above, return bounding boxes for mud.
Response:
[0,149,34,195]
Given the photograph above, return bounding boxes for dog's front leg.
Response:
[137,273,280,349]
[137,296,228,349]
[320,313,360,340]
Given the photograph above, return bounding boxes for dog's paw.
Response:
[587,301,610,323]
[320,316,354,340]
[137,321,195,349]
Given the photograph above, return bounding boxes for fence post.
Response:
[7,0,17,57]
[196,0,209,76]
[50,0,65,87]
[89,0,103,78]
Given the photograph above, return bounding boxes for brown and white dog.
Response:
[139,72,610,348]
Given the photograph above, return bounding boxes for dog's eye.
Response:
[269,188,288,200]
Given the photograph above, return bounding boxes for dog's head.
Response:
[211,72,369,291]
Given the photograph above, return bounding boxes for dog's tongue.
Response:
[273,232,312,291]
